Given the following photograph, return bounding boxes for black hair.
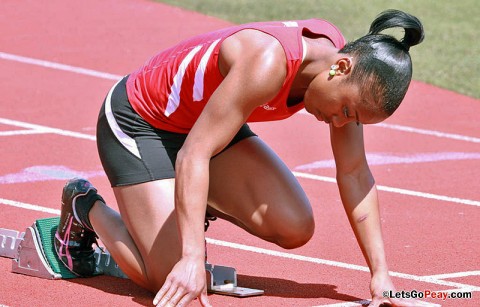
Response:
[339,9,425,115]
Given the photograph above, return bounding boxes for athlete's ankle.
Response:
[76,190,104,231]
[87,199,105,230]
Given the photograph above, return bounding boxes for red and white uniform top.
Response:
[126,19,346,133]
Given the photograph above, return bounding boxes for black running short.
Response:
[96,76,257,187]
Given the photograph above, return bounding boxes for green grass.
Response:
[158,0,479,99]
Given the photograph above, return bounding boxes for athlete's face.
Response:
[304,62,388,127]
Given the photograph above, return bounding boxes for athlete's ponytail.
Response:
[368,9,424,51]
[339,9,425,115]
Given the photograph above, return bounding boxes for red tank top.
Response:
[126,19,346,133]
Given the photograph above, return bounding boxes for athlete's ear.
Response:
[335,57,353,75]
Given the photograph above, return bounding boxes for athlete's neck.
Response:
[289,37,341,100]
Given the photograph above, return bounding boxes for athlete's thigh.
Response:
[113,178,181,290]
[208,136,314,248]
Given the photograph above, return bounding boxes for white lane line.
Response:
[422,271,480,280]
[1,50,478,145]
[0,198,60,215]
[377,122,480,144]
[0,118,96,141]
[1,117,478,207]
[0,130,50,136]
[376,185,480,207]
[1,198,479,291]
[206,238,480,290]
[1,118,478,208]
[0,51,122,80]
[293,171,480,207]
[296,109,480,144]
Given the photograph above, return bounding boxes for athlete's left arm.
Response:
[330,123,437,306]
[330,122,395,305]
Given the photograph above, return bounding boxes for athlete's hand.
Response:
[153,257,211,307]
[369,273,440,307]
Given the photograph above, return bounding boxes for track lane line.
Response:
[1,197,478,291]
[1,51,478,144]
[293,171,480,207]
[0,198,60,215]
[422,270,480,280]
[207,238,480,291]
[0,118,96,141]
[296,110,480,144]
[0,51,122,80]
[1,117,478,208]
[0,130,51,136]
[376,122,480,144]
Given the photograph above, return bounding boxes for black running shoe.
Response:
[54,178,100,277]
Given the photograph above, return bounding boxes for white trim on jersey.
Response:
[165,45,203,117]
[282,21,298,27]
[301,37,308,62]
[193,39,221,101]
[105,79,141,159]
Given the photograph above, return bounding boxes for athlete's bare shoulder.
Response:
[218,29,287,81]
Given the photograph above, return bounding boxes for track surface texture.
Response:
[0,1,479,306]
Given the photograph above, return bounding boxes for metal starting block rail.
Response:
[0,217,264,297]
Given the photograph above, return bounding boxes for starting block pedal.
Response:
[1,217,264,297]
[205,262,264,297]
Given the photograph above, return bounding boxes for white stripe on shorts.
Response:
[105,79,141,159]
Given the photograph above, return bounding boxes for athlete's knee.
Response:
[275,212,315,249]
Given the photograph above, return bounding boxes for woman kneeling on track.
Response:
[54,9,426,307]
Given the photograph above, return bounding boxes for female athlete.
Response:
[54,9,427,307]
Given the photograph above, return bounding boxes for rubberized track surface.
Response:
[1,1,479,306]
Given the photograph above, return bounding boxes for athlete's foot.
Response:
[54,178,102,277]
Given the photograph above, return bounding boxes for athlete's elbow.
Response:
[175,146,210,171]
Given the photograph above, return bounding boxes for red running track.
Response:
[0,1,479,306]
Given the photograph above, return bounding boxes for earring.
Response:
[329,65,338,76]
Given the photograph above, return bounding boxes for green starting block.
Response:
[0,217,263,297]
[0,217,127,279]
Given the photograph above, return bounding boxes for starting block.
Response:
[0,217,127,279]
[0,217,263,297]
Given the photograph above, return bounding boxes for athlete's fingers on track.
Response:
[169,289,190,307]
[198,290,212,307]
[153,280,176,306]
[367,298,383,307]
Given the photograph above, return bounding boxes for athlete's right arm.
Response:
[153,29,287,307]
